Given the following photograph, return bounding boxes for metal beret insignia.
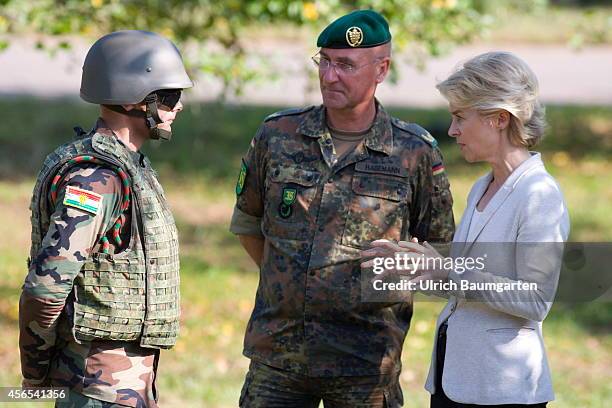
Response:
[345,26,364,47]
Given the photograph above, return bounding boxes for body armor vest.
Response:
[29,131,180,349]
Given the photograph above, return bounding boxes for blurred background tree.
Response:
[2,0,609,95]
[0,2,610,406]
[0,0,491,95]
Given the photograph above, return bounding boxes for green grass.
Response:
[215,5,612,48]
[0,100,610,407]
[1,99,610,182]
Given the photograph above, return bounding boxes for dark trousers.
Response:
[431,322,548,408]
[239,360,403,408]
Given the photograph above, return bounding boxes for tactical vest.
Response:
[29,131,180,349]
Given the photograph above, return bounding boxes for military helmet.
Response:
[80,30,193,105]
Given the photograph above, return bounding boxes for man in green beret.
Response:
[230,9,455,407]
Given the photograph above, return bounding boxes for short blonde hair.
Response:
[436,51,545,148]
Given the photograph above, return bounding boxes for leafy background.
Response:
[0,1,610,406]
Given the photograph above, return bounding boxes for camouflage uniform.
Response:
[230,102,455,406]
[19,120,175,408]
[240,360,403,407]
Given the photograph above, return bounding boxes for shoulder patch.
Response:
[236,159,248,196]
[391,118,438,148]
[432,161,445,176]
[63,186,103,215]
[264,106,315,122]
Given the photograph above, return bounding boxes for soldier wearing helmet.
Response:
[19,30,192,407]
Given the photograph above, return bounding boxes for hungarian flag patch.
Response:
[63,186,103,215]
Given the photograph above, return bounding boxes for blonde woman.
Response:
[362,52,569,407]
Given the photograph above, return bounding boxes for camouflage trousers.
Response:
[239,360,404,408]
[55,390,131,408]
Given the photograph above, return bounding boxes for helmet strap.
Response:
[103,94,172,141]
[143,94,172,141]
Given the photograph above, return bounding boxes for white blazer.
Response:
[424,153,570,405]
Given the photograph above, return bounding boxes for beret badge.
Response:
[345,26,364,47]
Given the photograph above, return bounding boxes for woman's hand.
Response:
[361,239,450,283]
[360,238,417,279]
[403,241,451,285]
[359,238,447,280]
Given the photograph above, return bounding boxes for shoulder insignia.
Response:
[63,186,103,215]
[391,118,438,148]
[264,106,315,122]
[236,160,247,196]
[432,161,446,176]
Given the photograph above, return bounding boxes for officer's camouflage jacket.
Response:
[230,102,455,376]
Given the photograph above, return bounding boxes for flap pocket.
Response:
[352,173,410,202]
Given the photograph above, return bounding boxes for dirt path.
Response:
[1,36,611,107]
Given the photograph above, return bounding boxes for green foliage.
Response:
[473,0,549,13]
[566,6,612,49]
[0,0,490,94]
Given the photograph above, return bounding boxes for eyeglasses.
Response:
[311,53,381,76]
[153,89,182,109]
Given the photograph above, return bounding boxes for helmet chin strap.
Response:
[105,95,172,141]
[143,94,172,141]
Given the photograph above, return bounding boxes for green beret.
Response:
[317,10,391,49]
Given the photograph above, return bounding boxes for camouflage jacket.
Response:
[230,102,455,377]
[19,120,161,407]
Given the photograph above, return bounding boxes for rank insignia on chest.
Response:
[279,187,297,218]
[236,160,247,196]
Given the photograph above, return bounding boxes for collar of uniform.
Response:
[93,117,145,167]
[297,105,327,139]
[363,101,393,155]
[297,100,393,155]
[93,117,115,137]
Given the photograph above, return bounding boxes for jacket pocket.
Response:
[341,172,410,249]
[263,164,320,240]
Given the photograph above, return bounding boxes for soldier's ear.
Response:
[375,57,390,83]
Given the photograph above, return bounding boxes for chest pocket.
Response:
[263,165,320,240]
[341,170,411,249]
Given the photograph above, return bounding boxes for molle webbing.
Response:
[28,132,180,349]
